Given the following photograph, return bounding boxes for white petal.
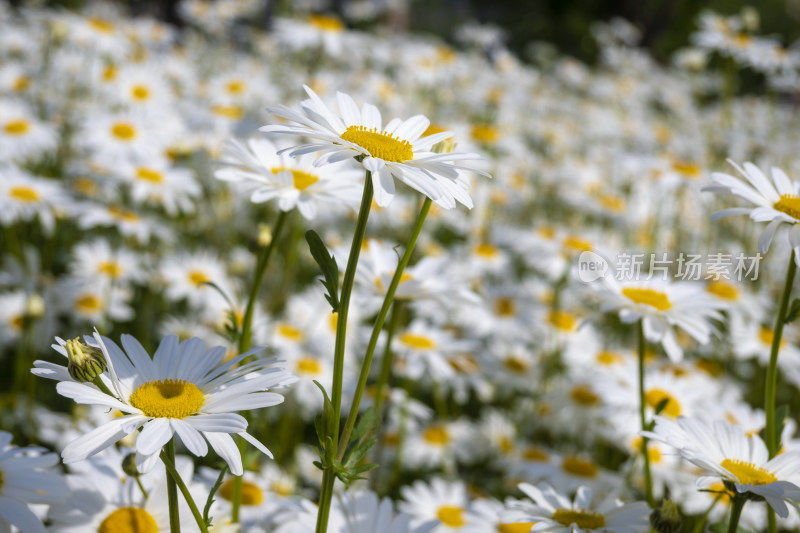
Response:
[136,418,174,456]
[205,432,243,476]
[238,431,273,459]
[171,419,208,457]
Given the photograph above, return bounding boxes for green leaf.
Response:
[653,397,670,416]
[305,230,340,312]
[344,438,377,468]
[351,406,379,444]
[785,298,800,324]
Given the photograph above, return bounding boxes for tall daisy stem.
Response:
[374,300,403,415]
[727,493,747,533]
[164,440,181,533]
[765,254,796,457]
[316,174,374,533]
[336,197,432,461]
[239,209,291,354]
[161,444,209,533]
[637,320,655,507]
[232,209,290,523]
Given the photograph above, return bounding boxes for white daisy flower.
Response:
[592,275,725,361]
[704,160,800,262]
[33,332,298,475]
[215,137,362,219]
[503,483,650,533]
[0,165,66,234]
[260,85,488,208]
[0,431,69,533]
[645,415,800,517]
[338,490,438,533]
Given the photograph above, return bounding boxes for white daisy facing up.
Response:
[704,160,800,263]
[645,415,800,517]
[502,483,650,533]
[260,85,488,208]
[32,332,297,475]
[591,274,725,362]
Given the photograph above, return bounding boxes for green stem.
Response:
[765,254,796,458]
[691,494,721,533]
[374,301,403,414]
[336,197,431,461]
[637,320,654,508]
[135,476,149,500]
[238,209,290,354]
[767,507,776,533]
[164,440,181,533]
[160,443,209,533]
[315,174,374,533]
[727,494,747,533]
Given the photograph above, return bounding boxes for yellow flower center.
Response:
[13,76,30,91]
[645,388,682,418]
[278,323,304,342]
[498,436,514,453]
[129,379,204,418]
[423,426,449,445]
[561,456,597,478]
[271,481,293,497]
[471,124,499,144]
[211,104,243,119]
[621,287,672,311]
[523,447,550,462]
[423,123,450,137]
[339,125,413,163]
[494,297,517,317]
[226,80,245,95]
[88,17,115,34]
[632,437,662,463]
[597,193,625,212]
[552,509,605,529]
[296,356,322,375]
[504,355,528,373]
[498,523,535,533]
[102,65,117,82]
[98,507,158,533]
[135,167,163,184]
[720,459,777,486]
[308,14,344,32]
[271,167,319,190]
[759,327,787,348]
[672,161,702,178]
[187,270,210,287]
[449,354,479,374]
[774,194,800,221]
[474,243,499,258]
[75,293,102,313]
[219,479,264,505]
[707,280,739,300]
[570,384,599,406]
[111,122,137,141]
[399,332,436,350]
[436,505,465,527]
[131,85,150,101]
[563,235,593,252]
[108,206,139,223]
[98,261,123,278]
[734,33,752,48]
[9,186,39,203]
[4,119,30,136]
[548,310,576,332]
[596,350,623,365]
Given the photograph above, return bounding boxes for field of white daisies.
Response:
[7,1,800,532]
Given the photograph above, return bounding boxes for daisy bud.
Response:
[121,453,141,478]
[258,223,272,246]
[24,294,45,319]
[649,499,681,533]
[65,338,106,383]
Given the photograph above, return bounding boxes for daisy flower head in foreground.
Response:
[0,431,69,533]
[704,160,800,263]
[645,415,800,517]
[260,85,489,208]
[32,332,298,475]
[214,136,363,219]
[502,483,651,533]
[591,273,726,361]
